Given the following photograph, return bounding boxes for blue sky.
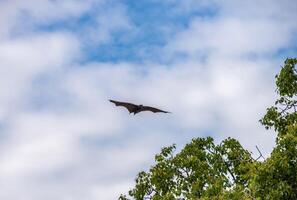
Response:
[0,0,297,199]
[33,0,219,63]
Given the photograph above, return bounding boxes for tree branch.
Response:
[255,145,265,161]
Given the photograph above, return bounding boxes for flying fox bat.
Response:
[109,100,170,115]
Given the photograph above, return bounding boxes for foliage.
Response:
[120,138,255,200]
[120,58,297,200]
[253,128,297,199]
[254,58,297,200]
[260,58,297,136]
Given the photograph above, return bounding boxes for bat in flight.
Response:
[109,99,170,115]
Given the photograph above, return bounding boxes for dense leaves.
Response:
[253,130,297,199]
[120,138,255,200]
[120,58,297,200]
[254,58,297,199]
[260,58,297,136]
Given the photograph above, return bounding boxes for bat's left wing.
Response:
[141,106,170,113]
[109,99,138,113]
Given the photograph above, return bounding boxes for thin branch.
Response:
[279,104,290,115]
[255,145,265,161]
[180,167,190,178]
[220,157,237,184]
[226,163,237,184]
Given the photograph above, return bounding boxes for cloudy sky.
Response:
[0,0,296,199]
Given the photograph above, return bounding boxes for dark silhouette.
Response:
[109,99,170,115]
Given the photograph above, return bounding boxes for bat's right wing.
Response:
[109,100,138,113]
[141,106,170,113]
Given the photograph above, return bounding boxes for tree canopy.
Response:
[120,58,297,200]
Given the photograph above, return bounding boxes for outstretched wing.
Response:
[141,106,170,113]
[109,99,138,113]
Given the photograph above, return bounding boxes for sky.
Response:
[0,0,296,199]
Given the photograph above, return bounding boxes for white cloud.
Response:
[217,0,297,21]
[0,0,296,200]
[0,32,80,120]
[167,17,296,57]
[86,4,132,44]
[0,0,103,38]
[0,109,162,200]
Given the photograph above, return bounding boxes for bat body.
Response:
[109,100,170,115]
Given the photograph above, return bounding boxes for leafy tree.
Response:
[260,58,297,137]
[120,58,297,200]
[253,58,297,199]
[120,137,256,200]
